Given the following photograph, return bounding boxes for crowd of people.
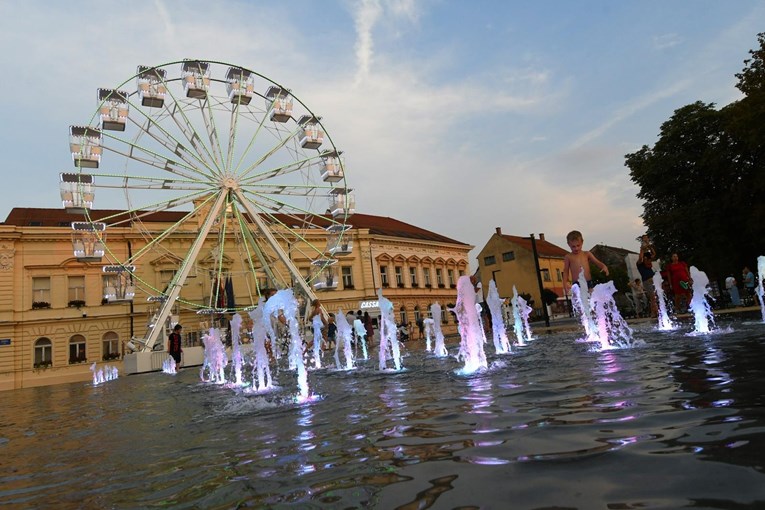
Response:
[166,232,760,367]
[561,230,760,320]
[624,235,759,317]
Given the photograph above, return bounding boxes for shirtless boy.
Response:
[562,230,609,291]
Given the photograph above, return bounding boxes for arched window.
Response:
[399,306,407,325]
[34,338,52,368]
[69,334,87,364]
[414,305,421,322]
[102,331,120,361]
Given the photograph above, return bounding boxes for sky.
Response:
[0,0,762,267]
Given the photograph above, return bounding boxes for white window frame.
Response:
[341,266,354,288]
[102,331,120,360]
[68,275,86,302]
[34,338,52,367]
[380,265,389,287]
[409,267,418,287]
[32,277,51,304]
[69,334,87,364]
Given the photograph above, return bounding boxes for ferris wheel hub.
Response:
[219,174,240,190]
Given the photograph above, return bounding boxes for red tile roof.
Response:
[3,208,469,246]
[499,234,568,258]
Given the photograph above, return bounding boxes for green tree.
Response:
[727,32,765,266]
[625,33,765,279]
[589,263,629,294]
[541,288,558,307]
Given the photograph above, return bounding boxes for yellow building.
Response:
[475,228,568,313]
[0,207,471,390]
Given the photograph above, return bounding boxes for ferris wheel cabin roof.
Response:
[264,85,290,99]
[69,125,101,138]
[181,60,210,73]
[225,66,252,80]
[298,115,322,126]
[4,208,470,246]
[97,89,128,103]
[136,65,167,80]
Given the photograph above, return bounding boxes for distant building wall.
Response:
[0,209,471,390]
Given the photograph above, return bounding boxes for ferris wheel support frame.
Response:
[77,60,344,362]
[233,187,319,303]
[138,191,229,351]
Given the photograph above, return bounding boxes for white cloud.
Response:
[652,33,682,50]
[0,0,760,268]
[352,0,384,84]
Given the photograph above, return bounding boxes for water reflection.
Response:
[2,319,765,508]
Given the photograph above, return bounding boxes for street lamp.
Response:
[527,234,550,328]
[491,269,501,296]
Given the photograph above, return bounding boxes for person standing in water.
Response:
[562,230,609,291]
[637,248,658,318]
[167,324,183,368]
[665,252,692,312]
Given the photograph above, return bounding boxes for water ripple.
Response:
[2,321,765,508]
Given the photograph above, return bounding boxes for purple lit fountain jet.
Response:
[453,275,488,374]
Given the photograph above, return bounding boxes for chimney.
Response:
[539,233,545,241]
[495,227,502,235]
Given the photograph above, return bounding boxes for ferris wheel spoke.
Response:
[122,95,218,179]
[245,183,332,197]
[87,171,212,192]
[125,194,218,264]
[224,105,240,175]
[103,132,207,182]
[239,123,304,180]
[235,216,287,292]
[229,207,281,296]
[131,188,214,222]
[241,189,318,218]
[89,188,213,234]
[161,91,222,174]
[231,104,270,175]
[241,154,318,184]
[241,187,327,216]
[228,199,288,288]
[239,195,327,256]
[225,210,261,303]
[198,97,227,171]
[233,188,317,298]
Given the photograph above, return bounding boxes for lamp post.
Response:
[528,234,550,327]
[491,269,501,295]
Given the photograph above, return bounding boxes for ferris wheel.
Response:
[59,60,355,351]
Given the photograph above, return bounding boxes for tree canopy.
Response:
[625,33,765,280]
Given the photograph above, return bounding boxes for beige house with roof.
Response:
[475,227,569,313]
[0,208,471,390]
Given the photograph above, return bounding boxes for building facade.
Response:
[0,208,471,390]
[475,228,569,313]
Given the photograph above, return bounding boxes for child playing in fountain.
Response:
[326,313,337,350]
[307,299,328,350]
[562,230,609,291]
[167,324,183,368]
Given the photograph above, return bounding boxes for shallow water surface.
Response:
[3,318,765,509]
